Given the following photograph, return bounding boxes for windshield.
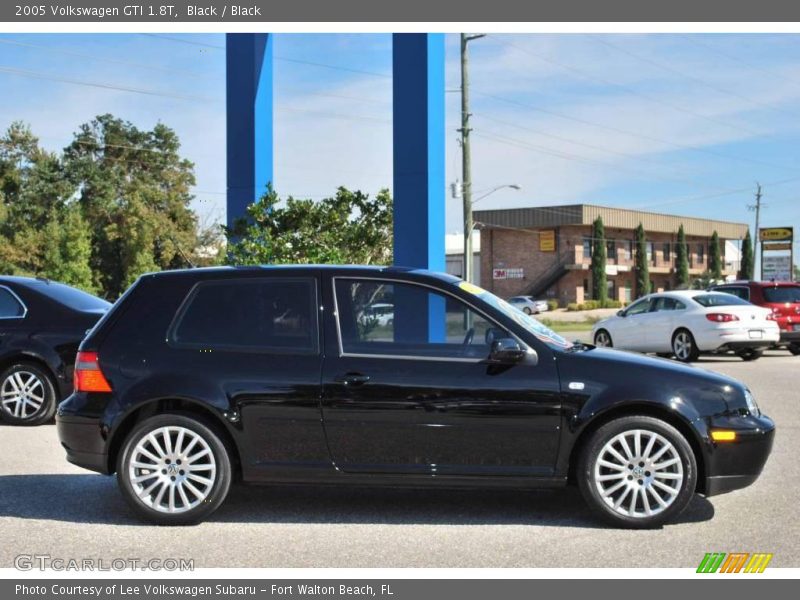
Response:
[692,293,751,307]
[763,286,800,303]
[32,281,111,312]
[455,281,573,350]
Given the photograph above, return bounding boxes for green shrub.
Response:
[566,303,580,312]
[546,299,559,312]
[601,299,622,309]
[582,300,599,310]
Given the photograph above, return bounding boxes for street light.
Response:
[473,184,521,204]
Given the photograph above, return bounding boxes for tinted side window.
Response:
[625,298,651,316]
[0,287,25,318]
[715,286,749,301]
[171,278,318,353]
[334,279,510,359]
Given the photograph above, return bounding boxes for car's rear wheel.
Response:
[577,415,697,528]
[672,329,699,362]
[117,414,232,525]
[594,329,613,347]
[523,307,533,315]
[0,362,57,426]
[788,343,800,356]
[737,348,763,361]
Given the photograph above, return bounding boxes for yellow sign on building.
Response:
[539,230,556,252]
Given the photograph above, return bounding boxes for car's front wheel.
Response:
[117,414,232,525]
[523,307,533,315]
[0,362,58,426]
[577,415,697,528]
[594,329,613,347]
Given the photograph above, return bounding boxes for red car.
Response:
[711,281,800,355]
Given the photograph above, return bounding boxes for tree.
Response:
[41,204,96,293]
[739,229,754,280]
[590,216,607,304]
[634,223,650,298]
[63,114,199,298]
[708,230,722,281]
[226,186,393,266]
[675,224,689,289]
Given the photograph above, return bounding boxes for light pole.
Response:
[460,32,485,283]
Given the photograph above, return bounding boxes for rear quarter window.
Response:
[0,286,25,318]
[169,278,318,354]
[763,286,800,303]
[693,293,751,307]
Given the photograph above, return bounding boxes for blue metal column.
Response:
[226,33,273,229]
[392,34,446,342]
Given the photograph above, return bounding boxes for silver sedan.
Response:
[508,295,549,315]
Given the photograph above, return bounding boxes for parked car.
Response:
[508,295,549,315]
[57,266,774,528]
[360,302,394,327]
[710,281,800,356]
[0,276,111,425]
[592,290,780,362]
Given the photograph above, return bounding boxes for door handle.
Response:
[335,372,371,386]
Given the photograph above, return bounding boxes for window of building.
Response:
[606,240,616,260]
[170,278,318,353]
[697,244,705,264]
[663,242,671,263]
[582,236,592,259]
[0,287,25,318]
[646,242,655,265]
[334,279,511,359]
[620,240,633,262]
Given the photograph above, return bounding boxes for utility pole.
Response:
[747,183,763,280]
[460,32,485,283]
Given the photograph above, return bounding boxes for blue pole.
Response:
[392,34,446,342]
[226,33,273,230]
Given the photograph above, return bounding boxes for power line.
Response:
[588,34,800,122]
[0,66,216,103]
[489,35,766,138]
[0,37,215,79]
[140,33,224,50]
[471,90,797,172]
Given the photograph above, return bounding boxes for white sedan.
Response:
[591,290,780,362]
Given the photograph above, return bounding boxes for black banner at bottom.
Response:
[2,579,795,600]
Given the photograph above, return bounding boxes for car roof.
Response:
[715,280,800,288]
[141,264,463,284]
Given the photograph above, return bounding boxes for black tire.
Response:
[117,413,232,525]
[0,362,58,426]
[523,307,533,315]
[671,329,699,363]
[656,353,673,359]
[594,329,613,347]
[737,349,763,362]
[788,343,800,356]
[577,415,697,529]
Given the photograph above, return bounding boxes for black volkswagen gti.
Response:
[57,266,774,527]
[0,276,111,425]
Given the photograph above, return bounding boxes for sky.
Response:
[1,32,799,252]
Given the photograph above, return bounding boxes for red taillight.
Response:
[74,351,112,392]
[706,313,739,323]
[767,311,777,321]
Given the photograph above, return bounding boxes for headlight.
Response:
[744,389,760,416]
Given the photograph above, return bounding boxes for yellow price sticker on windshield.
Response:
[459,281,486,295]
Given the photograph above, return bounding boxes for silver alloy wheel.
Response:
[593,429,684,518]
[1,371,45,419]
[595,331,611,347]
[673,331,693,360]
[128,426,217,514]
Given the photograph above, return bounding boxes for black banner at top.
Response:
[5,0,800,23]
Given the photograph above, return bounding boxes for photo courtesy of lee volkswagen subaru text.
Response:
[57,266,775,528]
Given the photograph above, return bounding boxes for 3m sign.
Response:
[696,552,773,573]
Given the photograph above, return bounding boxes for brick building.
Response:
[474,204,748,306]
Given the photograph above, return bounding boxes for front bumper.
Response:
[702,413,775,497]
[56,394,111,475]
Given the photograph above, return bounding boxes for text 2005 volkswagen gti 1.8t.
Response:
[56,266,775,527]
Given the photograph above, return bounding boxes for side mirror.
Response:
[617,310,625,317]
[489,338,526,364]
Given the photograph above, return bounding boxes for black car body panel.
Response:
[57,266,774,498]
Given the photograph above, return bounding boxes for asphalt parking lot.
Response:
[0,351,797,569]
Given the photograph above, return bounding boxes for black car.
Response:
[0,276,111,425]
[57,266,774,527]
